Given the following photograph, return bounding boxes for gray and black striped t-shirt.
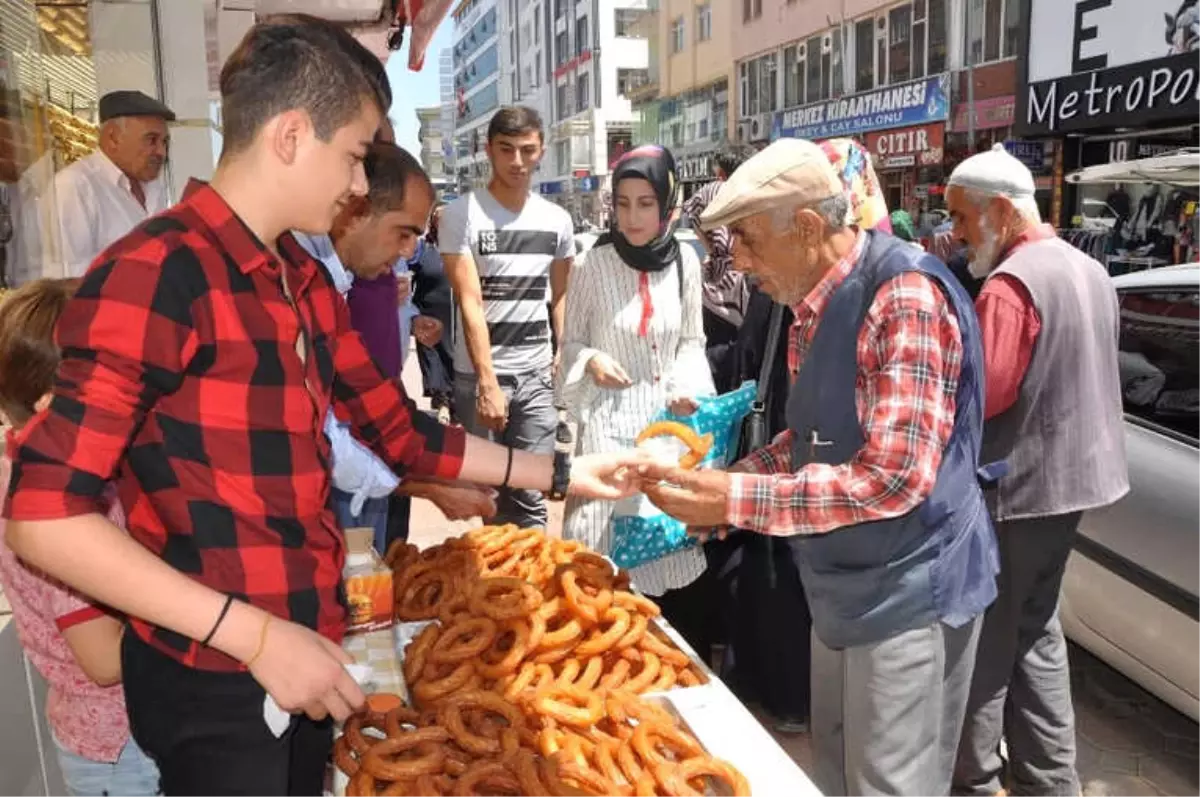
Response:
[441,188,574,376]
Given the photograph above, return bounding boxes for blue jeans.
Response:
[331,488,390,554]
[54,733,160,796]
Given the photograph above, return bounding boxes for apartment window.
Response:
[534,12,541,44]
[557,81,571,119]
[556,31,569,65]
[742,0,763,24]
[697,3,712,42]
[699,118,709,139]
[861,2,948,88]
[537,50,543,79]
[615,8,638,37]
[617,68,650,96]
[554,0,566,20]
[855,19,874,92]
[510,30,517,58]
[577,71,590,110]
[555,140,569,173]
[966,0,1017,66]
[670,17,685,54]
[576,15,589,56]
[784,44,802,107]
[738,52,778,116]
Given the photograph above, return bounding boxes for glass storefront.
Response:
[0,0,159,287]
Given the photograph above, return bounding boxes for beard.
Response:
[967,218,1001,279]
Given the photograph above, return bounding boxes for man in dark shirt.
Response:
[3,15,641,795]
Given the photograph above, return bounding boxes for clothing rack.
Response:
[1059,228,1113,262]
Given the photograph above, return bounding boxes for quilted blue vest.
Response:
[785,231,999,649]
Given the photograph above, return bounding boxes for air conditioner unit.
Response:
[737,120,753,142]
[822,35,832,53]
[749,114,769,141]
[252,0,387,23]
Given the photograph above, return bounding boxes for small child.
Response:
[0,279,159,796]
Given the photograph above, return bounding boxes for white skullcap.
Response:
[947,143,1036,200]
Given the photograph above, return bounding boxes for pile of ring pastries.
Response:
[387,526,708,696]
[335,688,750,796]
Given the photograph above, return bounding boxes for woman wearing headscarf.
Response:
[718,137,893,734]
[558,145,715,643]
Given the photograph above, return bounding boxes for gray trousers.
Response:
[811,617,982,796]
[453,370,557,528]
[953,512,1082,796]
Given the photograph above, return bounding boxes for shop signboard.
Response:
[576,176,600,192]
[772,74,950,142]
[1004,140,1046,171]
[539,181,566,196]
[1019,0,1200,135]
[864,122,945,170]
[950,96,1016,132]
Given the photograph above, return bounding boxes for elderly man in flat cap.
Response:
[640,138,1001,796]
[52,90,174,275]
[948,147,1127,797]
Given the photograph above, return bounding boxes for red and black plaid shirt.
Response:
[5,181,466,671]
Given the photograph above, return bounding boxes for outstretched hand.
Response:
[569,450,657,500]
[637,461,733,528]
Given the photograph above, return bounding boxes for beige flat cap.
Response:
[699,138,844,231]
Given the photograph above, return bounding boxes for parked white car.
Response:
[1060,263,1200,720]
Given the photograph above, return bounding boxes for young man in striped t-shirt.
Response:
[442,106,574,529]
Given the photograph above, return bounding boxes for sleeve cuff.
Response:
[727,472,769,532]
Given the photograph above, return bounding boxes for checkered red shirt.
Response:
[5,181,466,671]
[728,232,963,536]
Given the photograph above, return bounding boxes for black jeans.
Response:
[121,632,332,795]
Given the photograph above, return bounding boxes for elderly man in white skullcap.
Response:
[947,145,1129,797]
[639,138,1002,796]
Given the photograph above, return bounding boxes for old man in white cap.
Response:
[947,146,1128,796]
[640,138,1000,796]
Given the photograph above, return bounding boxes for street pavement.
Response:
[398,351,1198,796]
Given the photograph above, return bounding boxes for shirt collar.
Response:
[792,229,868,322]
[293,232,355,295]
[91,150,133,191]
[180,179,319,292]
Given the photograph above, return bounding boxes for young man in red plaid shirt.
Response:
[4,15,641,795]
[641,139,999,796]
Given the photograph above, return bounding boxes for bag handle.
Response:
[754,303,786,407]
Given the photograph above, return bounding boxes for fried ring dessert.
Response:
[428,617,498,664]
[636,420,713,470]
[531,683,604,728]
[359,728,450,781]
[655,757,752,796]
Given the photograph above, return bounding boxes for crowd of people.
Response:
[0,12,1131,797]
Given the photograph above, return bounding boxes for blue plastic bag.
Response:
[610,381,757,570]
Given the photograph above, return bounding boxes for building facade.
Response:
[727,0,1068,221]
[506,0,554,187]
[630,0,733,198]
[416,105,450,189]
[451,0,503,190]
[535,0,649,226]
[438,48,457,186]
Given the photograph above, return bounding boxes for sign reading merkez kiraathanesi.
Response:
[1018,0,1200,135]
[772,75,950,142]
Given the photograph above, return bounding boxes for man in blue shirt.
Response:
[295,143,496,550]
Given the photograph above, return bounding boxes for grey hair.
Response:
[770,193,851,233]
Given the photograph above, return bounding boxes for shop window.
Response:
[697,4,712,42]
[671,17,685,54]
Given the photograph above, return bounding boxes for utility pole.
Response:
[966,0,976,151]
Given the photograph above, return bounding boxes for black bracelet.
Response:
[201,595,234,647]
[502,447,514,488]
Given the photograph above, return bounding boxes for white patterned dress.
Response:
[558,241,714,596]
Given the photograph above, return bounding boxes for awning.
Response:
[1065,148,1200,188]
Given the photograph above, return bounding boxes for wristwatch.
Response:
[548,421,573,501]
